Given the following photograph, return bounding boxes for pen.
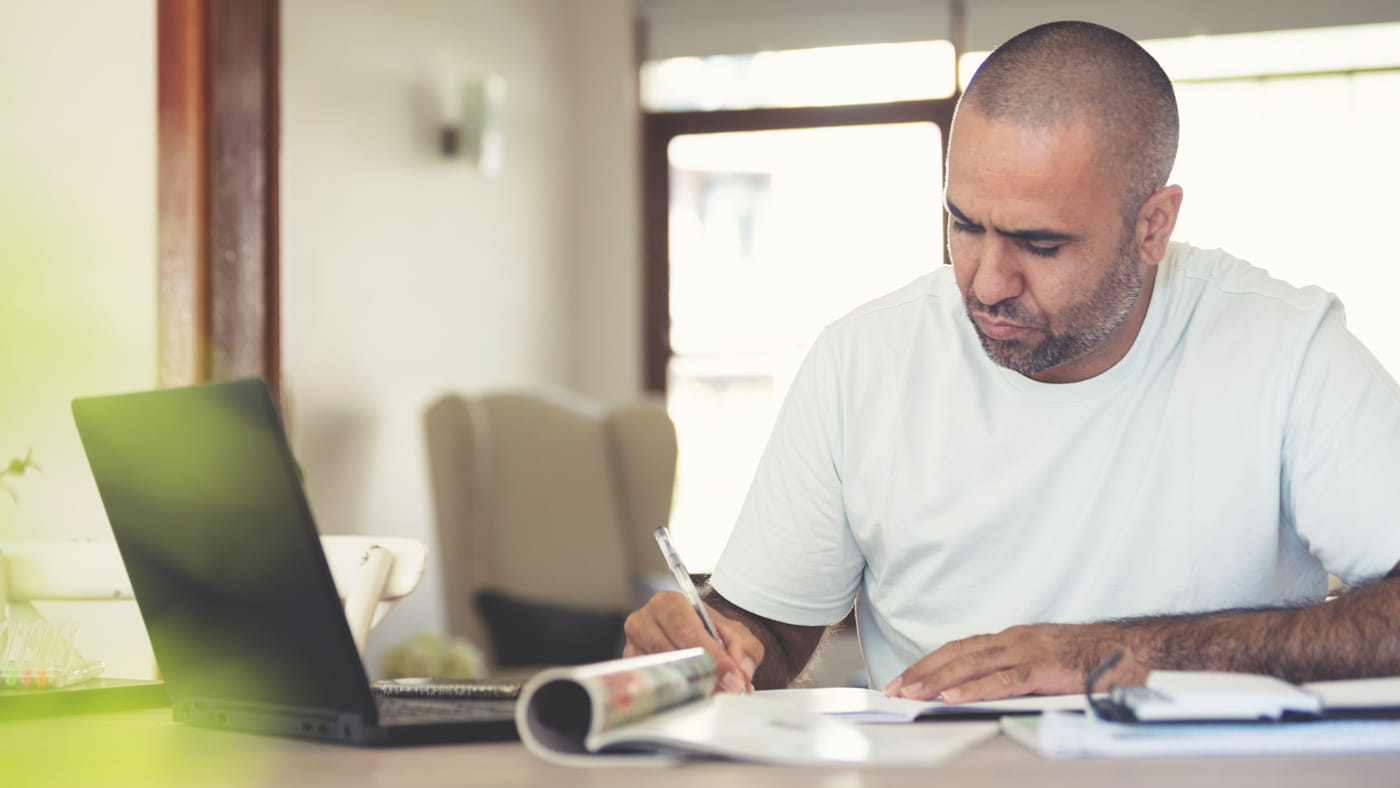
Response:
[653,526,726,649]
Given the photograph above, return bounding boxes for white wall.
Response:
[0,0,157,537]
[0,0,157,677]
[281,0,640,674]
[563,4,644,404]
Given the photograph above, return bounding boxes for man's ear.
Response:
[1136,184,1184,265]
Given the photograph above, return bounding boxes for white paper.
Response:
[758,686,1086,723]
[593,694,997,766]
[1003,710,1400,759]
[1304,676,1400,710]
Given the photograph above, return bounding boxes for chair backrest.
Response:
[424,388,676,669]
[0,535,424,660]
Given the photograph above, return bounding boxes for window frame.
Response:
[641,97,958,393]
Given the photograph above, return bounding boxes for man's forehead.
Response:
[945,112,1119,221]
[948,109,1101,166]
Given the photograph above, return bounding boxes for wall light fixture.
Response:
[439,74,507,175]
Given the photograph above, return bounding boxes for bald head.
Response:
[960,21,1179,225]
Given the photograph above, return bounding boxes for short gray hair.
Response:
[961,21,1179,227]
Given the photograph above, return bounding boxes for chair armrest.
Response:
[321,536,428,656]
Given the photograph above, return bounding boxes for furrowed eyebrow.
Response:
[999,227,1080,244]
[945,199,979,227]
[945,199,1081,244]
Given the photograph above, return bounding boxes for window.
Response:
[641,40,957,111]
[643,42,957,568]
[1162,26,1400,379]
[664,122,945,568]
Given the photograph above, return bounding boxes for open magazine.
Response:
[514,648,997,766]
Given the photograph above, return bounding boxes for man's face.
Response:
[945,109,1150,383]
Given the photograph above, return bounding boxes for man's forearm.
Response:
[889,566,1400,702]
[700,584,820,690]
[1113,570,1400,683]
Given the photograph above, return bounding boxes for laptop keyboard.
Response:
[375,695,517,724]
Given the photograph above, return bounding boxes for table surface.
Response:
[4,708,1399,788]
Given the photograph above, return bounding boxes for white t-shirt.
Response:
[710,242,1400,689]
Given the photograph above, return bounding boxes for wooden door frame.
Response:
[157,0,281,396]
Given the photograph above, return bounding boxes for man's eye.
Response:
[951,220,982,234]
[1025,243,1060,258]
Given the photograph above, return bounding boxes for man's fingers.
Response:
[623,592,754,693]
[713,613,763,691]
[888,636,1007,699]
[919,643,1014,697]
[622,596,684,653]
[939,665,1035,703]
[889,623,1112,702]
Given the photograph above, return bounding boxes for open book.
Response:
[759,686,1085,722]
[515,648,997,766]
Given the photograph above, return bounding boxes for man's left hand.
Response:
[882,622,1146,702]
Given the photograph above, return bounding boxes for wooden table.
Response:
[4,708,1398,787]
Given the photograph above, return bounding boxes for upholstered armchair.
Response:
[423,388,676,677]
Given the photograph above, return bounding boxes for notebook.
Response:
[72,378,518,746]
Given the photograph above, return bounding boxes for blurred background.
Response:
[2,0,1397,680]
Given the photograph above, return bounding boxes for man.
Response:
[624,21,1400,701]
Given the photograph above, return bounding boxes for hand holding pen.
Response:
[653,526,726,647]
[621,527,758,693]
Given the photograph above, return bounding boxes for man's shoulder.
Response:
[1167,242,1335,317]
[823,268,959,337]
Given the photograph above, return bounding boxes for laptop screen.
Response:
[73,379,378,718]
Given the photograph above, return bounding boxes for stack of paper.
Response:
[1003,711,1400,758]
[1003,672,1400,758]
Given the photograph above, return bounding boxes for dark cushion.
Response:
[475,589,626,668]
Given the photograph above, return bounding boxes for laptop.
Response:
[72,378,518,746]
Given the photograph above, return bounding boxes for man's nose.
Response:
[971,238,1024,308]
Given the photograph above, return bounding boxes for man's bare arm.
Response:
[701,586,827,690]
[891,562,1400,702]
[1124,567,1400,682]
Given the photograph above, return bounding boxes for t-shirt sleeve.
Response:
[710,329,865,626]
[1284,299,1400,586]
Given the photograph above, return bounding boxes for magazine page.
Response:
[516,648,718,765]
[516,648,1000,767]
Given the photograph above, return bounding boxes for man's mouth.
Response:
[974,313,1033,341]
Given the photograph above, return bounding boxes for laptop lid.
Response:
[73,379,515,744]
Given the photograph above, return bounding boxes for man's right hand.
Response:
[622,591,764,693]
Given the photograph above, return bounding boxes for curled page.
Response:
[516,648,717,764]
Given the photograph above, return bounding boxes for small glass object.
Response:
[0,619,105,689]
